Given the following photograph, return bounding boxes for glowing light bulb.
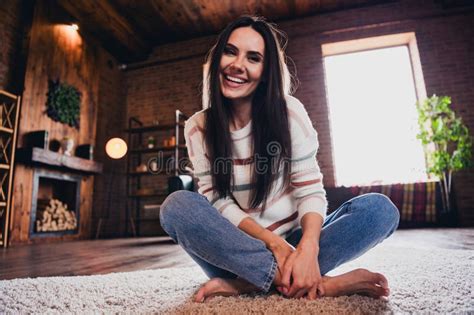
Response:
[105,138,127,159]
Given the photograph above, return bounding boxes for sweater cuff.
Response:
[221,203,250,226]
[297,195,327,224]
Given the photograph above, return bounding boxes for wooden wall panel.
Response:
[11,0,100,244]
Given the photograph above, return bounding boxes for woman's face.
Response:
[219,26,265,103]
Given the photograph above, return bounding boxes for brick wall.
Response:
[124,37,215,235]
[415,12,474,226]
[125,36,216,124]
[283,2,474,225]
[92,51,128,238]
[0,0,31,93]
[125,1,474,226]
[0,0,20,90]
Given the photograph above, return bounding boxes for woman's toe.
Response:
[375,273,389,289]
[194,289,205,303]
[194,283,211,303]
[372,284,388,298]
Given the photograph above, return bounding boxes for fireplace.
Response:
[29,169,82,238]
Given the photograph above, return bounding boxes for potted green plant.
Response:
[416,95,472,214]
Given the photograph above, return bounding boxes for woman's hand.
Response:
[278,212,324,299]
[237,218,295,287]
[281,240,323,300]
[267,236,295,286]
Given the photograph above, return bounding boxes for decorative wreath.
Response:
[46,79,81,129]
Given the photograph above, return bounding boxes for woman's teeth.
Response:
[225,75,247,84]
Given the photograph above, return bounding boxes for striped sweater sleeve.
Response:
[184,115,250,226]
[288,97,328,223]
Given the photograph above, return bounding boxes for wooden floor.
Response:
[1,228,473,281]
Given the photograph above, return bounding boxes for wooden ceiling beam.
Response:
[57,0,150,62]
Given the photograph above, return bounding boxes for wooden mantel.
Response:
[17,148,103,174]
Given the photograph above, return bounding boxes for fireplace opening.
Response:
[29,169,82,237]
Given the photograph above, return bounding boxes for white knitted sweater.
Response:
[184,95,327,237]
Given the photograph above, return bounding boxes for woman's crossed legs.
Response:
[160,191,399,302]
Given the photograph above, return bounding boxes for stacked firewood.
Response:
[36,199,77,232]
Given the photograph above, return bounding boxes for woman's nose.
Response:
[229,56,245,72]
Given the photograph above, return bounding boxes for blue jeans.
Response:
[160,191,400,293]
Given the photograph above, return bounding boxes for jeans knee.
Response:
[160,190,199,232]
[357,193,400,232]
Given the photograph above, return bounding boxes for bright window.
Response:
[323,45,428,187]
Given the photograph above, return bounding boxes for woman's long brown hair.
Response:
[204,16,292,210]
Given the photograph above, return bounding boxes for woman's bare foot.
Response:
[194,277,258,303]
[321,268,390,299]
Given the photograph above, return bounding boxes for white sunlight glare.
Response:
[324,46,428,187]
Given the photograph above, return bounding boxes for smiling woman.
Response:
[159,15,400,304]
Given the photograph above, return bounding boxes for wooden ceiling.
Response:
[57,0,394,63]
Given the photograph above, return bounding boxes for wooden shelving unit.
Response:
[125,122,185,133]
[125,110,188,236]
[0,90,21,248]
[128,145,186,154]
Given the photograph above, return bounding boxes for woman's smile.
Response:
[222,73,249,88]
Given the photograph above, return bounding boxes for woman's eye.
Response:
[249,56,262,63]
[224,47,236,55]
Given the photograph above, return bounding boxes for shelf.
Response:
[128,171,177,176]
[125,122,185,133]
[0,126,13,134]
[126,113,187,237]
[128,192,168,198]
[128,171,151,176]
[17,147,103,174]
[0,90,20,248]
[129,145,187,154]
[136,218,160,222]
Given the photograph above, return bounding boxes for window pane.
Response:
[323,46,428,187]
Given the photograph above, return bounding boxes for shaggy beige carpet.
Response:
[1,244,473,314]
